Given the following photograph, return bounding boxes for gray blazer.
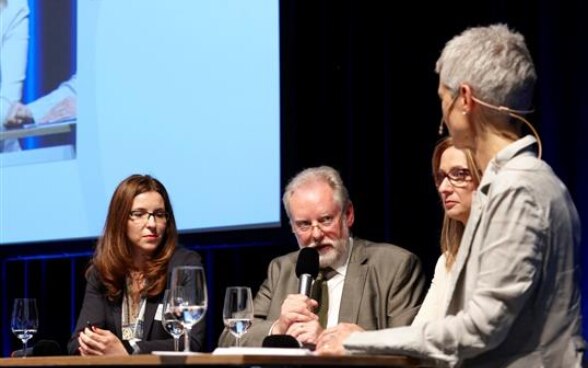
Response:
[218,238,426,347]
[345,136,584,367]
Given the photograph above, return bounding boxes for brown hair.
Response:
[89,174,178,301]
[432,137,481,269]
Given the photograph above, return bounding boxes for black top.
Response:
[67,247,205,354]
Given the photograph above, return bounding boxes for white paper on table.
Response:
[212,347,312,356]
[151,351,204,356]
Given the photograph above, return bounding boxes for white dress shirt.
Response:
[326,237,353,328]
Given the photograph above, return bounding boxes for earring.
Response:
[438,118,444,135]
[462,110,468,115]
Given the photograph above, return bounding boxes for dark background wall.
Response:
[1,0,587,355]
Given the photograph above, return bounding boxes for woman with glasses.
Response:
[411,137,480,324]
[67,174,204,355]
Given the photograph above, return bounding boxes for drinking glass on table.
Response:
[223,286,253,347]
[170,266,207,353]
[11,298,39,358]
[161,289,185,351]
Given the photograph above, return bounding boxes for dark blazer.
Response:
[218,238,426,347]
[67,247,204,354]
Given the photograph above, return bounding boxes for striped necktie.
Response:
[312,268,336,328]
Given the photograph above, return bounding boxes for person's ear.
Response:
[458,84,474,114]
[344,202,355,227]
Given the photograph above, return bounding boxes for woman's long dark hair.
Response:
[89,174,178,301]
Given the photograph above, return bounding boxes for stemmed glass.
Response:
[161,289,185,351]
[11,298,39,358]
[170,266,207,353]
[223,286,253,347]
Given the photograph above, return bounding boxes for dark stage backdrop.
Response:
[1,0,586,356]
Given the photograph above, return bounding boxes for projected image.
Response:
[0,0,77,166]
[0,0,280,245]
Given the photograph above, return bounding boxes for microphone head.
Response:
[32,340,62,356]
[262,335,302,348]
[295,247,319,278]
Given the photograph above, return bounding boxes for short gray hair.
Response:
[435,24,537,111]
[282,166,350,219]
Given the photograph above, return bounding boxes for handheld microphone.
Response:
[295,247,319,297]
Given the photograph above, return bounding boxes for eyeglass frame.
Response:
[129,210,169,224]
[291,210,344,234]
[434,167,473,188]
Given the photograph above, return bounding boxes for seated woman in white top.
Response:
[411,136,481,324]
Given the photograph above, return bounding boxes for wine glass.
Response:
[223,286,253,347]
[11,298,39,358]
[161,289,185,351]
[170,266,207,353]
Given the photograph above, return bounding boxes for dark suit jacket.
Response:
[218,238,426,347]
[67,247,204,354]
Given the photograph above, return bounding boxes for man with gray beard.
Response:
[218,165,426,348]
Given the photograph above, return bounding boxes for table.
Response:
[0,120,76,167]
[0,353,435,367]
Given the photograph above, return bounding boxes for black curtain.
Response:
[1,0,587,355]
[279,0,588,339]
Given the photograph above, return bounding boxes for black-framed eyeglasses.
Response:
[434,167,473,188]
[292,211,343,234]
[129,210,169,223]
